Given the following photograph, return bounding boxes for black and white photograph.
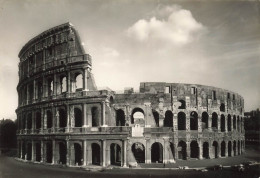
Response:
[0,0,259,177]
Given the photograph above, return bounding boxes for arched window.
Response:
[92,143,101,165]
[221,141,226,157]
[203,142,209,159]
[91,107,99,127]
[131,143,145,163]
[228,114,231,131]
[116,109,125,126]
[178,141,186,160]
[48,79,53,96]
[221,114,225,132]
[74,143,82,165]
[164,110,173,127]
[47,110,52,128]
[110,143,121,165]
[190,111,198,130]
[35,112,41,129]
[190,141,199,158]
[59,109,67,128]
[74,108,82,127]
[151,142,163,163]
[178,112,186,130]
[61,76,67,93]
[75,73,83,89]
[131,108,145,126]
[233,115,236,130]
[202,112,208,129]
[220,103,225,112]
[152,110,159,127]
[212,112,218,130]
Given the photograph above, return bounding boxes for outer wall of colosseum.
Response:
[16,23,245,167]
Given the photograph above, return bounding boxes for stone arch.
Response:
[46,110,52,129]
[110,143,121,165]
[75,73,83,90]
[212,112,218,130]
[152,110,159,127]
[91,106,100,127]
[164,110,173,127]
[27,113,32,129]
[212,141,218,158]
[35,111,41,129]
[233,140,237,156]
[221,141,226,157]
[190,140,199,158]
[178,141,187,160]
[22,142,26,159]
[35,142,41,162]
[58,108,67,128]
[60,76,67,93]
[74,143,82,165]
[237,116,240,132]
[178,100,186,109]
[59,142,66,164]
[74,107,82,127]
[238,140,241,155]
[190,111,198,130]
[26,142,32,161]
[220,103,225,112]
[91,143,101,165]
[228,114,231,131]
[131,108,145,126]
[178,112,186,130]
[202,112,209,129]
[116,109,125,126]
[228,141,232,157]
[233,115,236,130]
[46,141,52,163]
[47,78,53,96]
[131,142,145,163]
[151,142,163,163]
[203,142,209,159]
[221,114,225,132]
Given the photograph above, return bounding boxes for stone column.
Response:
[225,141,228,157]
[208,115,212,131]
[41,108,44,132]
[70,143,75,166]
[20,140,23,159]
[44,110,47,129]
[145,138,151,163]
[83,104,88,127]
[198,114,202,132]
[66,105,71,131]
[199,141,203,160]
[123,139,127,167]
[56,108,60,129]
[102,101,107,127]
[67,71,71,95]
[83,69,88,91]
[225,115,228,133]
[52,140,56,164]
[53,73,57,98]
[186,114,190,132]
[32,140,35,161]
[102,140,106,167]
[66,140,70,166]
[41,141,45,162]
[31,111,35,133]
[186,141,190,160]
[42,49,46,70]
[26,84,29,104]
[83,140,87,166]
[52,107,56,132]
[33,80,36,102]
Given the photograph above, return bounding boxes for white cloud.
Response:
[127,5,206,46]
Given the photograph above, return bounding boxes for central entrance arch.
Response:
[131,143,145,163]
[92,143,101,165]
[151,142,163,163]
[110,143,121,166]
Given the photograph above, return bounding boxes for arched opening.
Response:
[151,142,163,163]
[35,142,41,162]
[26,142,32,161]
[221,114,225,132]
[228,141,232,157]
[22,142,26,159]
[110,143,121,166]
[152,110,159,127]
[238,140,240,155]
[35,112,41,129]
[233,115,236,130]
[170,142,175,159]
[131,143,145,163]
[178,100,186,109]
[29,84,34,101]
[48,79,53,96]
[46,142,52,163]
[37,81,43,99]
[164,110,173,127]
[131,108,145,126]
[74,143,82,165]
[212,141,218,158]
[233,141,236,156]
[190,141,199,159]
[59,109,67,128]
[212,112,218,130]
[61,76,67,93]
[178,112,186,130]
[92,143,101,165]
[178,141,187,160]
[59,142,66,164]
[202,112,209,129]
[91,107,99,127]
[116,109,125,126]
[27,113,32,130]
[228,114,231,131]
[109,96,114,107]
[75,73,83,90]
[47,110,52,128]
[190,111,198,130]
[221,141,226,157]
[203,142,209,159]
[220,103,225,112]
[237,117,240,132]
[74,108,82,127]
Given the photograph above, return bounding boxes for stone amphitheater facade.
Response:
[16,23,245,167]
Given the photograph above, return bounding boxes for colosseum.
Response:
[16,22,245,167]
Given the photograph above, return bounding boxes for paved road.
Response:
[0,148,259,178]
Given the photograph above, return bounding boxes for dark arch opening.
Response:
[152,110,159,127]
[151,142,163,163]
[190,141,199,158]
[238,141,241,155]
[59,109,67,128]
[221,141,226,157]
[74,108,82,127]
[91,107,99,127]
[131,108,145,126]
[202,112,209,130]
[59,142,66,164]
[92,143,101,165]
[233,141,236,156]
[170,142,175,159]
[164,110,173,127]
[22,142,26,159]
[212,141,218,158]
[46,142,52,163]
[228,141,232,157]
[116,109,125,126]
[233,116,236,130]
[178,141,187,160]
[47,110,52,128]
[220,103,225,112]
[212,112,218,130]
[203,142,209,159]
[190,111,198,130]
[35,142,41,162]
[221,114,225,132]
[110,143,121,166]
[228,115,231,131]
[178,112,186,130]
[27,113,32,129]
[131,143,145,163]
[178,100,186,109]
[74,143,82,165]
[26,142,32,161]
[35,112,41,129]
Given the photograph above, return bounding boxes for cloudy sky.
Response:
[0,0,259,120]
